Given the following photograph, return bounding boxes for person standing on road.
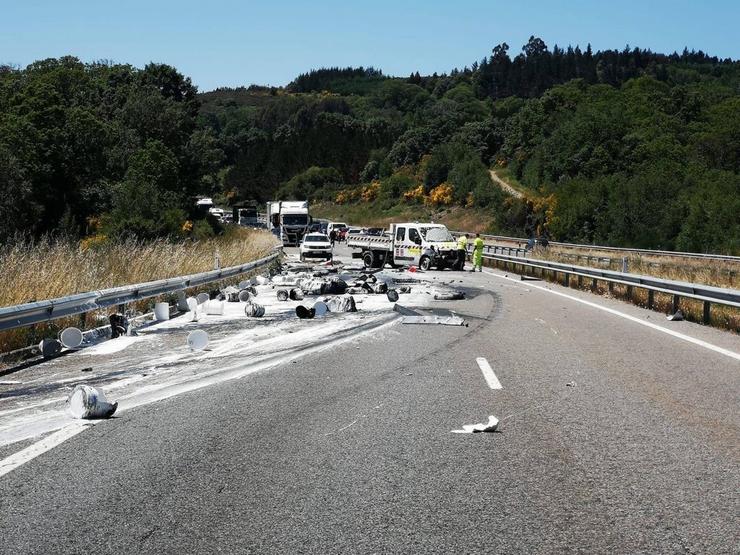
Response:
[329,229,336,247]
[473,233,484,272]
[456,234,468,270]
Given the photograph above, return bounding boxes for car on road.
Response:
[346,227,364,241]
[299,233,333,262]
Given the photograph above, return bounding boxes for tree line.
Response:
[1,38,737,253]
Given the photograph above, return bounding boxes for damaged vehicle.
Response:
[299,233,333,262]
[347,222,460,271]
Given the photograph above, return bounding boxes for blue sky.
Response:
[1,0,738,91]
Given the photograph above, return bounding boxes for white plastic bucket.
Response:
[313,301,328,317]
[60,327,83,349]
[154,302,170,321]
[204,300,224,315]
[187,330,209,351]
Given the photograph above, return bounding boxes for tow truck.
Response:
[347,222,461,270]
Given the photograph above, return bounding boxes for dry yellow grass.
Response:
[0,228,277,355]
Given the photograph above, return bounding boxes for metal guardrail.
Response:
[0,252,280,332]
[479,250,740,324]
[451,231,740,262]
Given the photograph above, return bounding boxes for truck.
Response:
[267,200,310,246]
[347,222,461,271]
[233,202,261,227]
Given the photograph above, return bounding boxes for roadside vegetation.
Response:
[0,228,275,354]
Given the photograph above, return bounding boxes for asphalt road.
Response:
[1,244,738,554]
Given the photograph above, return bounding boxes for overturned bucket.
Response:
[67,384,118,419]
[276,289,289,301]
[60,327,84,349]
[295,305,316,319]
[187,329,209,351]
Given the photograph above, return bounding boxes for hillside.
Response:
[1,38,738,253]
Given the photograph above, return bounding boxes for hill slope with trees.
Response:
[1,37,738,253]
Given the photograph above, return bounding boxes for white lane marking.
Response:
[0,424,91,479]
[476,357,502,390]
[483,269,740,362]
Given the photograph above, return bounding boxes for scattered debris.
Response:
[154,302,170,321]
[451,415,499,434]
[313,301,328,317]
[238,289,252,302]
[187,329,209,350]
[204,300,225,315]
[325,295,357,313]
[401,315,466,326]
[195,292,210,304]
[433,291,466,301]
[255,275,270,285]
[67,384,118,419]
[60,327,84,349]
[0,381,22,385]
[667,310,684,321]
[81,367,93,372]
[393,304,421,316]
[296,305,316,319]
[109,313,129,337]
[289,288,304,301]
[276,289,289,301]
[521,275,542,281]
[386,289,400,302]
[38,338,62,358]
[244,303,265,317]
[566,381,577,387]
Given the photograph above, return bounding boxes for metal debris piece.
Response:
[666,310,684,321]
[400,315,466,326]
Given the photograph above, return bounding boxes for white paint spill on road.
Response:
[0,424,91,479]
[476,357,502,390]
[483,269,740,362]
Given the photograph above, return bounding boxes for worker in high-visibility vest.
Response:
[456,234,468,271]
[473,233,484,272]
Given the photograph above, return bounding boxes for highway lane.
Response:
[1,244,738,553]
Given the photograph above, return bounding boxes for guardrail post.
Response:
[703,301,711,325]
[591,278,597,291]
[672,294,680,314]
[626,285,633,300]
[622,257,629,273]
[577,275,583,288]
[647,290,654,309]
[564,273,569,287]
[608,281,614,294]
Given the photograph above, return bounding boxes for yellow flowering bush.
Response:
[426,183,454,206]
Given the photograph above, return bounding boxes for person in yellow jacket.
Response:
[456,234,468,271]
[473,234,484,272]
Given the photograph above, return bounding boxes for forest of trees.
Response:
[1,37,738,252]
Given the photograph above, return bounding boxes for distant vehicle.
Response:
[196,197,214,209]
[347,222,459,270]
[299,233,333,262]
[327,222,347,239]
[366,227,384,236]
[346,227,363,240]
[233,202,260,227]
[267,201,311,246]
[208,207,225,221]
[526,237,549,249]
